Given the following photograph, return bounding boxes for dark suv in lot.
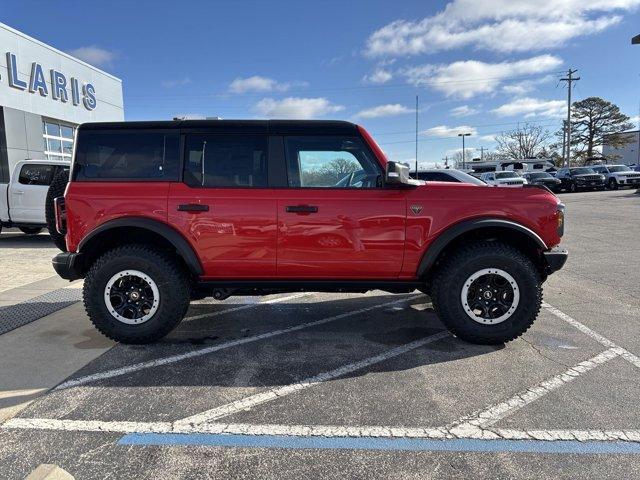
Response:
[521,172,561,191]
[51,120,567,346]
[555,167,606,192]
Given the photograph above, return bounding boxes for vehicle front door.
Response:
[276,135,407,278]
[168,132,278,278]
[8,163,56,223]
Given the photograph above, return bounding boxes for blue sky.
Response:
[4,0,640,166]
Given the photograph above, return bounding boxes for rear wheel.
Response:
[83,244,191,344]
[19,227,43,235]
[46,170,69,251]
[431,241,542,345]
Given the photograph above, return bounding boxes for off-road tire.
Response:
[83,244,191,344]
[431,241,542,345]
[46,170,69,251]
[19,227,43,235]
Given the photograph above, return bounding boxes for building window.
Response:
[43,120,76,162]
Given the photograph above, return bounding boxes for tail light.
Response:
[54,197,66,235]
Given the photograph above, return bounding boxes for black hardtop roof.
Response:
[78,119,359,135]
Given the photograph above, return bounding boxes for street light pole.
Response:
[458,132,471,170]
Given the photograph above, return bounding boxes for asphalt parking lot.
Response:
[0,189,639,479]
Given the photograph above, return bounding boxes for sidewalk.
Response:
[0,281,114,423]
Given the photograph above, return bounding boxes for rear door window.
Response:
[73,130,179,181]
[183,134,268,188]
[18,164,55,186]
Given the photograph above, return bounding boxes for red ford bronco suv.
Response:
[51,120,567,345]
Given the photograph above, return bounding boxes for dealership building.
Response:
[602,130,640,166]
[0,22,124,183]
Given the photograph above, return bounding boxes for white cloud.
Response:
[364,0,638,56]
[254,97,344,119]
[402,55,562,99]
[450,105,479,117]
[68,46,116,67]
[480,134,498,142]
[491,97,565,118]
[162,77,192,88]
[502,75,555,95]
[363,68,393,84]
[423,125,478,137]
[355,104,412,119]
[229,76,306,94]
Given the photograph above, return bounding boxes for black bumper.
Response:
[52,252,85,281]
[543,247,568,275]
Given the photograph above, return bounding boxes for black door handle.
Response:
[178,203,209,212]
[286,205,318,214]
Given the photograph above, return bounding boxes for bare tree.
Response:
[495,124,552,160]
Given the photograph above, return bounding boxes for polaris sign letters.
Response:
[2,52,96,110]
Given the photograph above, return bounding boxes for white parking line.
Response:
[54,294,420,390]
[542,302,640,369]
[184,293,309,322]
[4,418,640,443]
[449,347,622,432]
[176,331,450,427]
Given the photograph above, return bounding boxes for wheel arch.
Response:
[417,218,548,282]
[77,217,204,277]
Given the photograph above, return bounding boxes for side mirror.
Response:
[385,161,415,187]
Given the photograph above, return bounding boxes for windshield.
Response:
[495,171,520,179]
[570,168,596,175]
[609,165,631,173]
[528,172,552,179]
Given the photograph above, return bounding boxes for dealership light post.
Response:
[458,132,471,170]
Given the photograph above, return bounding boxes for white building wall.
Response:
[0,22,124,181]
[602,131,640,166]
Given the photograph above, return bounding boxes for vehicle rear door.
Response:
[275,135,407,278]
[168,130,278,278]
[8,163,56,223]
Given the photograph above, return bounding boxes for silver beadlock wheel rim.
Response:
[104,270,160,325]
[461,268,520,325]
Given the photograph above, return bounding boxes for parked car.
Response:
[0,160,69,236]
[555,167,606,192]
[414,169,485,185]
[590,164,640,190]
[480,171,527,187]
[51,119,567,346]
[521,172,562,191]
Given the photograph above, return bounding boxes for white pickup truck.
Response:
[0,160,69,235]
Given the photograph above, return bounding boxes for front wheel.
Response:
[608,178,618,190]
[83,245,191,344]
[431,241,542,345]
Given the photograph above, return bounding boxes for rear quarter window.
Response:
[73,130,179,181]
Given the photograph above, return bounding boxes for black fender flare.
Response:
[78,217,204,275]
[417,218,547,278]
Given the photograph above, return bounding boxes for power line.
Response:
[123,71,567,100]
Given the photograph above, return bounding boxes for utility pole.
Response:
[458,132,471,170]
[480,146,485,161]
[560,69,580,166]
[415,95,419,176]
[444,156,448,168]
